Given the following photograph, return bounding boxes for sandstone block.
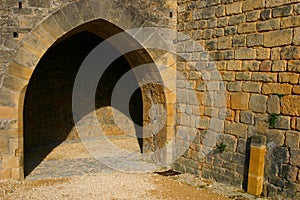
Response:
[262,83,292,95]
[259,61,272,71]
[294,28,300,45]
[260,9,271,20]
[216,5,226,17]
[281,47,300,59]
[272,5,293,17]
[247,10,260,22]
[252,73,277,82]
[228,82,242,92]
[281,16,300,28]
[272,60,287,71]
[293,86,300,94]
[225,121,248,138]
[243,0,265,11]
[7,61,33,80]
[235,48,256,60]
[242,82,262,93]
[288,60,300,72]
[233,35,246,47]
[240,111,255,125]
[2,75,28,92]
[290,150,300,166]
[286,131,300,149]
[266,129,285,145]
[274,116,291,130]
[257,19,280,31]
[226,2,242,15]
[279,73,299,84]
[236,72,252,81]
[238,23,256,34]
[267,95,280,114]
[242,61,260,71]
[282,95,300,116]
[227,61,242,70]
[218,36,232,50]
[231,92,249,111]
[256,48,270,60]
[263,29,292,47]
[247,34,263,47]
[249,94,267,113]
[228,15,245,26]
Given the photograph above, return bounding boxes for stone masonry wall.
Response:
[176,0,300,199]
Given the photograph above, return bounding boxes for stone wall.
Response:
[175,0,300,199]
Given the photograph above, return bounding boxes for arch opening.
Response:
[23,20,167,178]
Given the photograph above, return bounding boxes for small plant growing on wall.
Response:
[269,113,279,128]
[276,94,285,99]
[216,142,227,153]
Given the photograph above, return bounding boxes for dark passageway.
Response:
[24,30,143,176]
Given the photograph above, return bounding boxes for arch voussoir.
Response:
[40,16,65,41]
[51,10,73,33]
[89,0,113,21]
[74,0,95,22]
[61,3,84,29]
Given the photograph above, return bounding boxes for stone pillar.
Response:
[247,134,266,196]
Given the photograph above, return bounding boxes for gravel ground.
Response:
[0,139,268,200]
[1,172,231,200]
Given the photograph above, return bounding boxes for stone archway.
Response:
[0,0,176,179]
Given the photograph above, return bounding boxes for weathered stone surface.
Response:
[281,16,300,28]
[240,111,255,125]
[28,0,50,8]
[266,130,285,145]
[281,47,300,59]
[243,0,265,11]
[247,34,263,47]
[227,82,242,92]
[294,28,300,45]
[263,29,293,47]
[242,82,261,93]
[225,122,248,138]
[290,150,300,166]
[231,92,249,111]
[282,95,300,116]
[233,35,246,47]
[226,2,242,15]
[272,60,287,71]
[279,73,299,84]
[262,83,292,95]
[218,36,232,50]
[249,94,267,113]
[272,5,293,17]
[252,73,277,82]
[288,60,300,72]
[238,23,256,34]
[274,116,291,130]
[259,61,272,71]
[286,131,300,149]
[235,48,256,60]
[267,95,280,114]
[257,19,280,31]
[293,86,300,94]
[236,72,251,81]
[227,61,241,71]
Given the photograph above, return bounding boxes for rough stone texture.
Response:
[1,0,300,199]
[176,0,300,198]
